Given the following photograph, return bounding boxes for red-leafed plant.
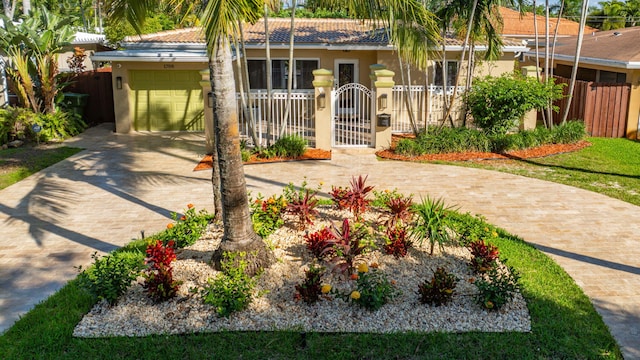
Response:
[304,227,335,260]
[380,195,414,228]
[143,240,181,302]
[383,225,412,258]
[294,264,326,304]
[286,189,319,230]
[468,240,500,273]
[323,218,369,274]
[330,175,374,220]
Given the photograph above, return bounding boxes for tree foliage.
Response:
[466,74,564,135]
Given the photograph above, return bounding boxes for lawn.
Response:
[0,145,83,190]
[438,137,640,206]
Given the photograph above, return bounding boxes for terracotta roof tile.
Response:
[500,6,597,36]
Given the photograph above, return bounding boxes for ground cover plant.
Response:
[0,180,622,359]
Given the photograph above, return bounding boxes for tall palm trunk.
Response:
[209,37,274,275]
[548,0,565,126]
[561,0,589,124]
[236,20,260,146]
[264,7,274,146]
[544,0,553,127]
[442,0,477,127]
[398,53,419,135]
[280,0,296,138]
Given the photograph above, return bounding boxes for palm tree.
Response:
[560,0,589,124]
[107,0,275,274]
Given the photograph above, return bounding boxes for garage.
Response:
[129,70,204,131]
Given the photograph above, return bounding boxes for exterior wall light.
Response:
[317,93,326,109]
[379,93,388,109]
[207,92,214,108]
[116,76,122,90]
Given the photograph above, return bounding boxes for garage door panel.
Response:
[130,70,204,131]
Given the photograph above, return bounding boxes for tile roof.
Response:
[124,18,526,49]
[545,26,640,64]
[499,6,597,37]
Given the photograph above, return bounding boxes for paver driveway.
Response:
[1,125,638,359]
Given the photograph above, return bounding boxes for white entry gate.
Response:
[332,83,373,147]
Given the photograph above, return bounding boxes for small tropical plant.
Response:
[271,134,307,158]
[200,252,258,317]
[350,264,400,311]
[322,219,370,274]
[468,240,500,273]
[331,175,374,220]
[418,267,458,306]
[77,251,144,305]
[285,189,319,230]
[371,188,405,208]
[383,224,412,258]
[445,211,497,246]
[142,240,181,302]
[474,265,521,310]
[304,227,335,260]
[294,264,326,304]
[250,194,287,237]
[379,194,414,229]
[411,196,456,255]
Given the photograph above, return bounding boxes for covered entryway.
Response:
[331,83,373,147]
[129,70,204,131]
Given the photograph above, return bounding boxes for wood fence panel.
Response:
[62,69,115,126]
[552,76,630,137]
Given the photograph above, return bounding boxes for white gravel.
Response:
[73,206,531,338]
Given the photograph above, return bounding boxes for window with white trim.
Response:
[247,59,319,89]
[433,61,458,86]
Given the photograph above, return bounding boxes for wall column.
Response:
[521,66,541,131]
[370,65,394,149]
[312,69,334,149]
[200,69,214,154]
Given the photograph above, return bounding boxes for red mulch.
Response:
[194,148,332,171]
[376,137,592,162]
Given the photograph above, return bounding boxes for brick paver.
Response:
[1,126,638,358]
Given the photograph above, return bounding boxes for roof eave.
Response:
[91,50,209,62]
[528,52,640,69]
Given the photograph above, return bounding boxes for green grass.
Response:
[0,146,83,190]
[436,137,640,207]
[0,216,622,359]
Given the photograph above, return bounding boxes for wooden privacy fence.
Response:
[62,69,115,126]
[552,76,630,137]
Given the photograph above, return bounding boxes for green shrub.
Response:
[551,120,586,144]
[444,211,497,247]
[151,204,212,248]
[351,266,400,311]
[474,265,521,310]
[271,134,307,158]
[418,267,458,306]
[77,251,144,305]
[250,193,287,237]
[200,252,258,317]
[467,74,564,135]
[34,111,87,142]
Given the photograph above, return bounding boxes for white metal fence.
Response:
[391,85,467,133]
[237,90,315,147]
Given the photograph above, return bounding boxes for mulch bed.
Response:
[194,148,331,171]
[376,136,592,162]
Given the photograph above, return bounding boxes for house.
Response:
[499,6,598,44]
[526,26,640,139]
[92,18,529,148]
[59,32,113,73]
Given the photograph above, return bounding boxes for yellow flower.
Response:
[484,227,489,232]
[167,223,174,229]
[350,291,361,300]
[485,301,494,309]
[444,289,453,294]
[321,284,332,294]
[357,263,369,273]
[492,231,498,238]
[319,181,325,186]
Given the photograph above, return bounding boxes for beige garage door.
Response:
[129,70,204,131]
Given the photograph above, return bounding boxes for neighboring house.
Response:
[526,27,640,139]
[59,32,113,73]
[499,6,598,45]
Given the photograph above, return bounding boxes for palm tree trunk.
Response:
[236,21,260,146]
[548,0,565,127]
[264,7,274,146]
[398,53,419,136]
[209,37,274,276]
[280,0,297,138]
[561,0,589,125]
[544,0,553,127]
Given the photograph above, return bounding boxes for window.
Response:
[247,59,319,89]
[433,61,458,86]
[598,70,626,84]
